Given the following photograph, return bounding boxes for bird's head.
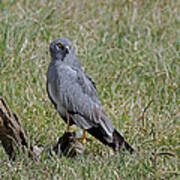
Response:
[49,37,73,61]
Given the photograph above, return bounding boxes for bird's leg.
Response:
[65,112,70,132]
[77,130,91,142]
[81,130,86,141]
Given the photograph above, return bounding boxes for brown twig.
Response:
[137,98,154,126]
[156,152,176,157]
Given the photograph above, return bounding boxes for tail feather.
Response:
[87,127,135,154]
[112,129,134,154]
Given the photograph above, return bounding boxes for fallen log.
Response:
[0,96,37,160]
[0,96,83,160]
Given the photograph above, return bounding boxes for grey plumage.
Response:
[47,37,134,153]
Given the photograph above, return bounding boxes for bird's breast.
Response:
[47,82,57,105]
[57,103,67,117]
[48,82,67,116]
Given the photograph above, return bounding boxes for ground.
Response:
[0,0,179,179]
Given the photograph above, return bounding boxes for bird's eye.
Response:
[57,43,63,48]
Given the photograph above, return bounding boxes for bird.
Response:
[46,37,135,153]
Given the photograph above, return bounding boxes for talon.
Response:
[76,130,91,142]
[76,137,91,143]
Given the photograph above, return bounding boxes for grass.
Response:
[0,0,179,179]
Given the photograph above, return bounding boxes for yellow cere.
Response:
[57,43,63,48]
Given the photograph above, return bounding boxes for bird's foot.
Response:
[76,137,91,143]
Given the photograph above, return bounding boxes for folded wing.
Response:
[55,65,114,139]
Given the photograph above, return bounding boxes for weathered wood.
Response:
[0,96,84,160]
[53,132,84,158]
[0,96,36,160]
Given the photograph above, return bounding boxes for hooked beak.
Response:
[65,45,71,54]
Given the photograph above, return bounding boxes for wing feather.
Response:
[49,64,114,136]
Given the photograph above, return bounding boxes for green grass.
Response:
[0,0,179,179]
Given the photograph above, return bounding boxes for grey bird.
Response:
[47,37,134,153]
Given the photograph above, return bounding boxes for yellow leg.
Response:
[77,130,91,142]
[82,130,86,141]
[66,112,70,132]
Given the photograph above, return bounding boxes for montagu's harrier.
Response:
[47,37,134,153]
